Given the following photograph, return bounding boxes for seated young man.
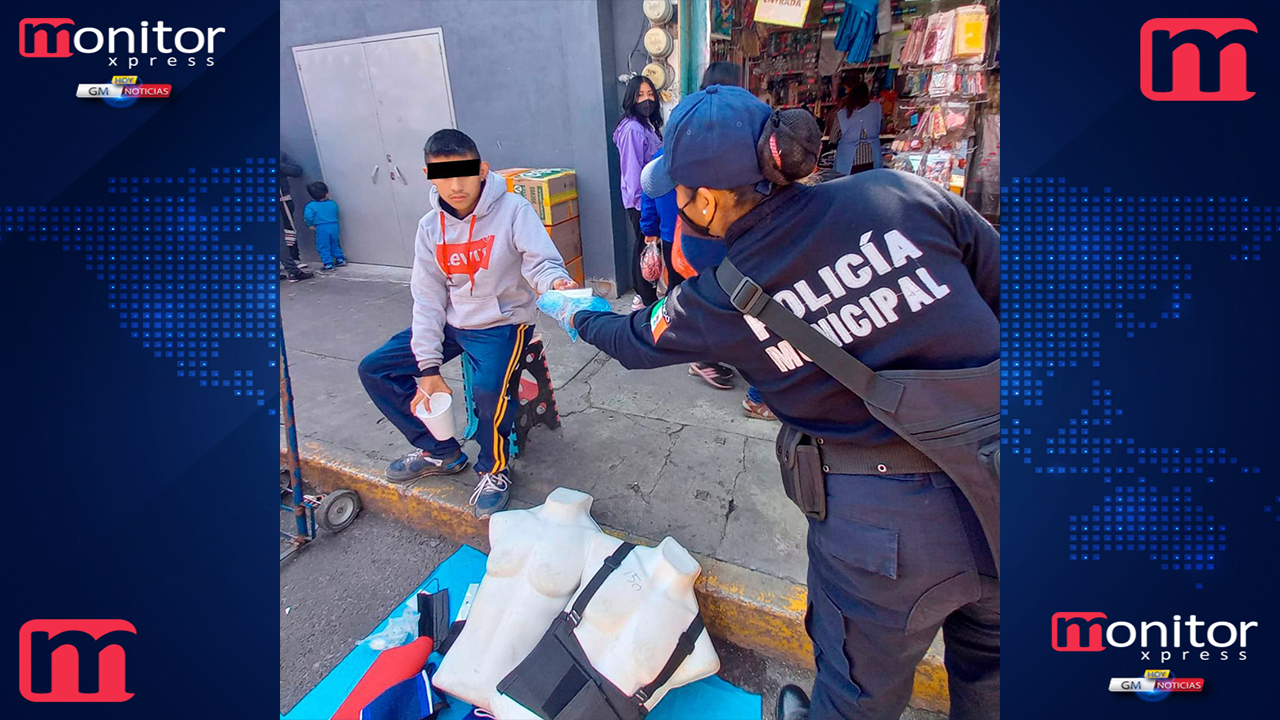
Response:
[357,129,576,518]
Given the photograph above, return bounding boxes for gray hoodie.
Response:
[411,171,571,372]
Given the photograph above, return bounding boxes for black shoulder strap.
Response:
[562,542,707,704]
[715,257,903,413]
[567,542,635,624]
[633,614,705,703]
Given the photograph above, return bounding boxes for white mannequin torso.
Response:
[433,488,605,709]
[491,535,720,717]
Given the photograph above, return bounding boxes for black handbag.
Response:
[496,543,706,720]
[717,258,1001,573]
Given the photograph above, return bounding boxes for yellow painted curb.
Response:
[284,444,949,713]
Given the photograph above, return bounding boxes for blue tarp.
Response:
[284,545,761,720]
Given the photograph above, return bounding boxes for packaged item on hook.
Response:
[943,103,972,132]
[922,11,956,65]
[903,152,926,175]
[954,5,989,60]
[929,65,957,97]
[923,150,954,185]
[900,17,927,66]
[958,66,986,97]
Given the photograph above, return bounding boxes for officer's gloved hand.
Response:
[536,290,611,342]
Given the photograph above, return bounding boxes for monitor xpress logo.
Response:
[19,18,223,68]
[1052,612,1258,661]
[19,620,137,703]
[1141,18,1257,101]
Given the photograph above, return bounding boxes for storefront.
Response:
[641,0,1000,223]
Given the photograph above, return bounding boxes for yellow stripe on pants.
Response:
[491,324,528,473]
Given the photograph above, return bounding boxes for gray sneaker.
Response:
[386,448,468,484]
[469,471,511,519]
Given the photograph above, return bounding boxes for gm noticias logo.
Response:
[1141,18,1257,101]
[18,620,137,702]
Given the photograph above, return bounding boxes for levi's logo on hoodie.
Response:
[436,235,496,278]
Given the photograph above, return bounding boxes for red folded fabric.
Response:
[331,637,434,720]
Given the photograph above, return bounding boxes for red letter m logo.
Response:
[18,18,75,58]
[1051,612,1108,652]
[1141,18,1257,101]
[19,620,137,702]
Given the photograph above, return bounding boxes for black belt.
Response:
[784,426,941,475]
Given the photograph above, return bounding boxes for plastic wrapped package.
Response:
[923,150,954,185]
[921,11,956,65]
[929,65,957,97]
[640,240,663,282]
[900,17,927,66]
[359,603,420,651]
[943,102,971,132]
[959,66,986,97]
[953,5,989,60]
[536,290,613,342]
[901,152,926,175]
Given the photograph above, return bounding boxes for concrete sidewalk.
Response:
[281,264,808,580]
[280,264,949,714]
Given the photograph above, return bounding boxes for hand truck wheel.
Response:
[316,489,361,533]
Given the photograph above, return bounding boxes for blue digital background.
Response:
[4,1,1278,717]
[1,3,279,718]
[1005,1,1278,716]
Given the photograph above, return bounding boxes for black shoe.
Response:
[776,684,810,720]
[287,270,315,283]
[334,259,348,267]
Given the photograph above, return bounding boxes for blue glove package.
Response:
[537,290,611,342]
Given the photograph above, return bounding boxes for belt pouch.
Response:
[777,426,827,521]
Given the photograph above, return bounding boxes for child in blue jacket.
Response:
[303,181,346,271]
[640,147,775,419]
[639,147,747,395]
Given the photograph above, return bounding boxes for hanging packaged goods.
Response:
[878,3,993,200]
[953,4,990,59]
[920,10,955,65]
[708,1,996,209]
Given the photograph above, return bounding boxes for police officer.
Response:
[549,85,1000,719]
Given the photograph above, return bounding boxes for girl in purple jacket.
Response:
[612,75,664,310]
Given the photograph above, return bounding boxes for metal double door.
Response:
[294,29,457,267]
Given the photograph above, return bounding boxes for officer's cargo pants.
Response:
[806,470,999,719]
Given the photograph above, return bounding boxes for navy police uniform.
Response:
[574,86,1000,720]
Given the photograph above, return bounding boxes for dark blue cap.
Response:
[641,85,772,197]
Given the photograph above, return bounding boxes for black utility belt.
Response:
[775,426,940,521]
[813,436,941,475]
